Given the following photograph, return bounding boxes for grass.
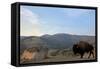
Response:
[20,48,95,64]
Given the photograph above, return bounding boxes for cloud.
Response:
[20,6,41,36]
[21,6,40,25]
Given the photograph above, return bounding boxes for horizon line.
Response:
[20,33,95,37]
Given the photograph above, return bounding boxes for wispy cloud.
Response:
[20,6,41,36]
[20,6,95,36]
[21,6,40,25]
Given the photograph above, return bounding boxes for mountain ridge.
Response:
[20,33,95,50]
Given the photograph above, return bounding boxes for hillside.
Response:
[20,33,95,49]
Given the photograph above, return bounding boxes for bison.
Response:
[73,41,94,58]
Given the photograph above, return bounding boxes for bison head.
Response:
[73,44,79,55]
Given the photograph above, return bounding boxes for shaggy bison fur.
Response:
[73,41,94,58]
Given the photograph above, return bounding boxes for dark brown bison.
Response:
[73,41,94,58]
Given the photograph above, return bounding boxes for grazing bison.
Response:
[73,41,94,58]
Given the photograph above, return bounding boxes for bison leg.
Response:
[88,51,91,58]
[88,51,94,58]
[91,51,94,58]
[80,54,84,58]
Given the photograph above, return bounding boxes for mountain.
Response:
[20,36,48,52]
[20,33,95,50]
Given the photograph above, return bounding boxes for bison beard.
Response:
[73,41,94,58]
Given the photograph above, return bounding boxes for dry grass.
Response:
[20,48,95,64]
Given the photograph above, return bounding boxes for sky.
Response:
[20,5,95,36]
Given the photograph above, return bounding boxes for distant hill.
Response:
[20,36,48,52]
[20,33,95,50]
